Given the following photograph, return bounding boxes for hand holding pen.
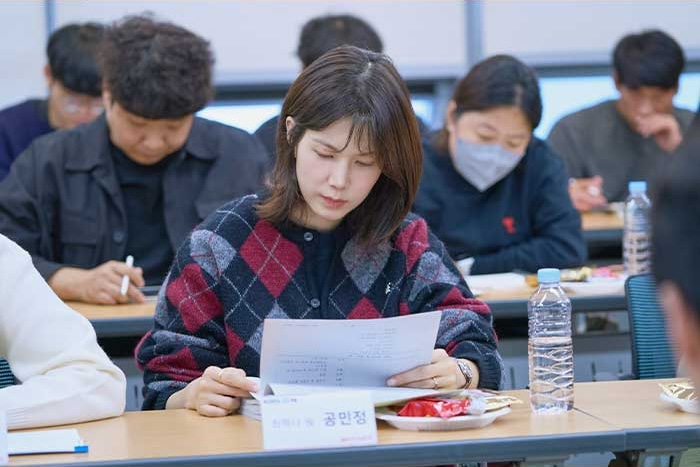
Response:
[48,258,146,305]
[120,255,134,296]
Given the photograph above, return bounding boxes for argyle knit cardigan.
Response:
[136,194,504,409]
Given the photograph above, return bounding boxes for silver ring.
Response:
[432,376,438,389]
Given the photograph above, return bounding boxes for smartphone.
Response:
[139,285,161,297]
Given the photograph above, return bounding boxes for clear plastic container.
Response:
[623,181,652,275]
[528,268,574,413]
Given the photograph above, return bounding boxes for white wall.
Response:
[1,0,700,108]
[483,1,700,64]
[55,1,467,84]
[0,0,467,107]
[0,1,47,108]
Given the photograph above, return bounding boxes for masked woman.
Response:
[414,55,586,275]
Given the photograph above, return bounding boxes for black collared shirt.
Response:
[111,144,177,285]
[313,231,336,294]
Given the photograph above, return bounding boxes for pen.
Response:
[120,255,134,296]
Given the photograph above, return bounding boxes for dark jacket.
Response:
[136,194,504,409]
[413,135,586,274]
[0,99,53,181]
[253,115,278,163]
[0,115,268,280]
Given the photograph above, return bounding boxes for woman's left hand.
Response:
[385,349,477,390]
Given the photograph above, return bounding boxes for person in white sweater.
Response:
[0,234,125,429]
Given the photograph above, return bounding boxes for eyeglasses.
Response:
[60,94,104,117]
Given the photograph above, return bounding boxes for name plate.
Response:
[261,391,377,450]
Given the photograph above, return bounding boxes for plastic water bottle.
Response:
[623,181,652,275]
[528,268,574,413]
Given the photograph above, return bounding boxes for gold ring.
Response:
[432,377,438,389]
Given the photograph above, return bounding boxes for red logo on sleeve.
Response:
[502,216,516,234]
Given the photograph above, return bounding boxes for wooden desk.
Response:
[67,302,155,338]
[11,390,623,467]
[14,381,697,466]
[67,283,627,339]
[581,211,623,248]
[480,287,626,318]
[574,379,700,453]
[581,211,624,231]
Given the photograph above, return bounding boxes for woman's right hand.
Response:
[166,366,259,417]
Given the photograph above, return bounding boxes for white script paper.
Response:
[8,429,86,455]
[260,310,442,390]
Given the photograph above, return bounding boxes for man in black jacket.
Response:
[0,15,267,305]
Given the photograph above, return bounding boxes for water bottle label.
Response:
[624,231,651,274]
[528,337,574,413]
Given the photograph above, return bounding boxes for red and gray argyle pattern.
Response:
[137,194,503,409]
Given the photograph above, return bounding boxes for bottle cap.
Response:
[628,181,647,194]
[537,268,560,284]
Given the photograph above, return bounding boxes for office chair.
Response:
[0,358,15,389]
[625,273,677,379]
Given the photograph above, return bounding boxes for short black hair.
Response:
[296,14,383,68]
[100,14,214,119]
[652,119,700,315]
[47,22,105,96]
[435,55,541,152]
[613,29,685,90]
[453,55,542,129]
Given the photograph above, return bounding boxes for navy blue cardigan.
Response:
[414,136,586,274]
[0,100,52,180]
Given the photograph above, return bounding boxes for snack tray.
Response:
[375,407,511,431]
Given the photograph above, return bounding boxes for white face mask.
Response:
[452,138,523,192]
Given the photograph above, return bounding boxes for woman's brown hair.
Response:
[257,45,422,248]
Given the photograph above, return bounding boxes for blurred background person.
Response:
[653,114,700,391]
[414,55,586,275]
[0,22,105,180]
[254,14,384,162]
[254,13,428,162]
[549,30,694,211]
